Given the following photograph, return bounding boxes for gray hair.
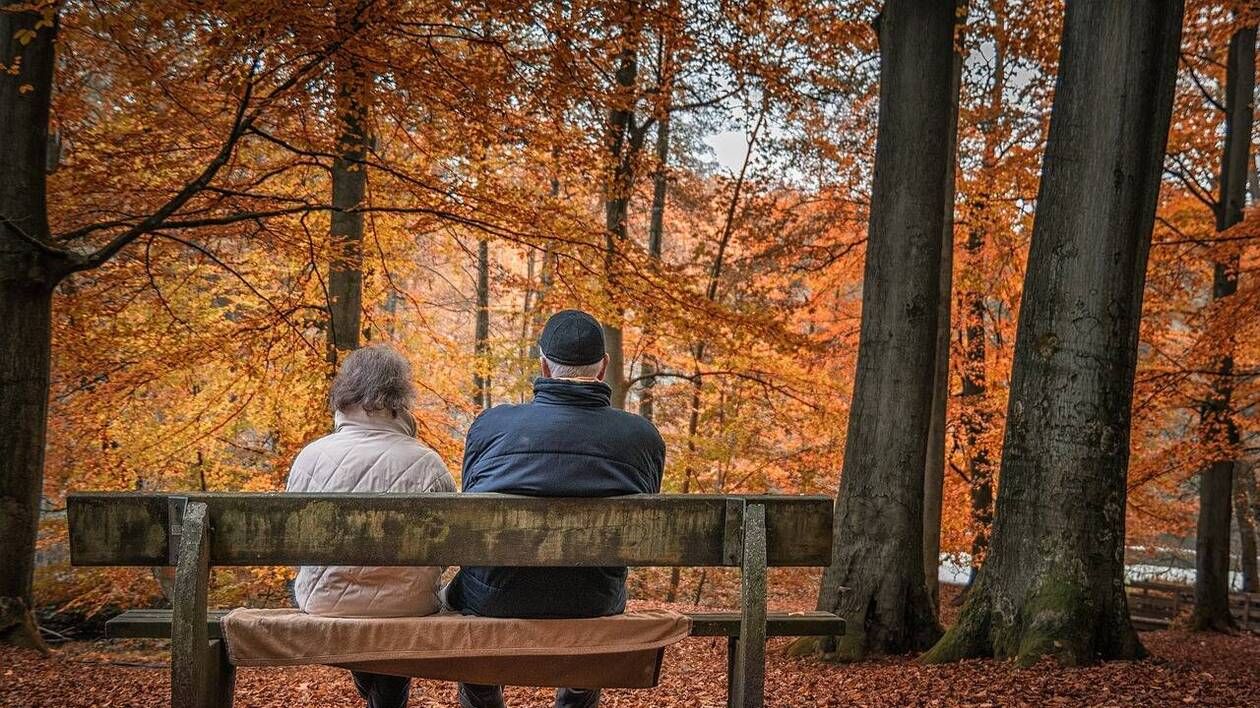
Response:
[541,355,603,379]
[330,345,417,415]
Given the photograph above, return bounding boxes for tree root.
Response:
[0,596,51,655]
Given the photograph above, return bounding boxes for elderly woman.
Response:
[286,345,454,708]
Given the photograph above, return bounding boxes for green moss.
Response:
[821,625,868,663]
[995,575,1091,666]
[920,582,993,664]
[784,635,823,658]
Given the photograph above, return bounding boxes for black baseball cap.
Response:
[538,309,606,366]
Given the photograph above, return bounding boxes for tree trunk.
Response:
[601,1,642,410]
[639,110,670,422]
[923,0,1182,666]
[1191,20,1254,632]
[326,10,370,366]
[923,0,968,609]
[1237,463,1259,593]
[814,0,957,660]
[961,228,993,584]
[0,0,59,651]
[473,238,492,409]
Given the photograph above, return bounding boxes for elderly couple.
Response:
[286,309,666,708]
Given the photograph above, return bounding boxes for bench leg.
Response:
[208,639,235,708]
[171,502,211,708]
[732,503,767,708]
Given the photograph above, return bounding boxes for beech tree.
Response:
[1191,15,1255,632]
[326,2,372,365]
[811,0,960,659]
[474,237,492,409]
[0,0,345,647]
[923,0,968,607]
[600,0,644,410]
[924,0,1183,666]
[0,0,61,650]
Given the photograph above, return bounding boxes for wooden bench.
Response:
[68,493,844,708]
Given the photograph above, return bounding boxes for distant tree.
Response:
[1191,14,1254,632]
[924,0,1183,666]
[326,1,372,365]
[600,0,645,410]
[474,237,492,409]
[1238,462,1259,593]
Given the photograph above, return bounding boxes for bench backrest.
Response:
[67,493,833,568]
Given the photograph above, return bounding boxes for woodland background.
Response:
[0,0,1257,670]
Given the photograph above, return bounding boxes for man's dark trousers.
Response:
[352,671,409,708]
[458,684,599,708]
[446,378,666,708]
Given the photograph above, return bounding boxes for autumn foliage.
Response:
[0,0,1257,683]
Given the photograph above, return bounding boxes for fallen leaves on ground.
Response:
[3,630,1257,707]
[5,574,1258,708]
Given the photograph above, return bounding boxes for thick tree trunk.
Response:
[0,280,55,651]
[0,0,59,651]
[1191,21,1254,632]
[813,0,956,660]
[923,0,1182,666]
[924,0,968,608]
[473,238,492,409]
[326,13,370,365]
[1237,463,1260,593]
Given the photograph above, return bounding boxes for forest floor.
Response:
[3,572,1259,707]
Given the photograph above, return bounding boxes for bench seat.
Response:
[105,608,846,640]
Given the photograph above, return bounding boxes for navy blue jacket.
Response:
[446,378,665,618]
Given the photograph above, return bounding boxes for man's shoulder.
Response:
[470,401,532,427]
[601,408,665,447]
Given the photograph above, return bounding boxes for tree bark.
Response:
[473,238,492,409]
[924,0,968,609]
[1191,20,1254,632]
[326,6,370,366]
[1237,463,1259,593]
[814,0,957,660]
[923,0,1182,666]
[0,0,59,651]
[638,109,670,422]
[961,217,993,588]
[601,1,643,410]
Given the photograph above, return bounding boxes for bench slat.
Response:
[69,493,833,568]
[105,609,845,641]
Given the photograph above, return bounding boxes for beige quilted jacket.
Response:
[285,406,454,617]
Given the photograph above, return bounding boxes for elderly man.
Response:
[445,309,666,708]
[287,345,455,708]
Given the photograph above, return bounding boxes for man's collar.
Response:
[532,377,612,408]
